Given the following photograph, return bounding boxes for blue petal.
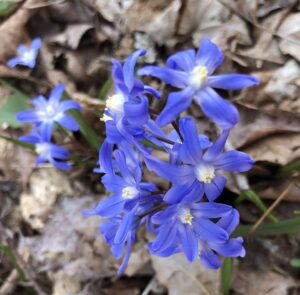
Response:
[31,38,42,51]
[179,117,203,164]
[40,121,54,141]
[138,66,189,88]
[145,156,194,184]
[151,206,177,224]
[117,234,133,275]
[16,110,43,122]
[99,140,113,174]
[112,59,124,86]
[123,49,146,92]
[94,195,124,218]
[213,150,254,172]
[58,100,81,112]
[101,174,126,193]
[48,83,64,105]
[49,145,69,159]
[196,37,224,74]
[204,173,227,202]
[114,210,135,244]
[199,247,222,269]
[196,87,239,130]
[193,218,228,242]
[156,88,194,127]
[164,183,195,204]
[178,223,198,262]
[191,202,232,219]
[143,85,161,99]
[207,74,259,90]
[49,158,70,170]
[151,223,177,252]
[203,129,229,162]
[124,96,149,127]
[55,114,79,131]
[148,243,180,257]
[210,237,245,257]
[217,209,240,235]
[32,95,47,109]
[36,154,46,166]
[166,49,196,72]
[19,135,41,144]
[114,150,136,184]
[7,57,22,68]
[17,44,27,54]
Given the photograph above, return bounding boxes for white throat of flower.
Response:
[22,49,35,63]
[105,93,126,114]
[179,208,194,226]
[46,105,55,116]
[189,66,208,90]
[100,112,113,122]
[122,186,139,199]
[35,143,50,156]
[195,164,215,184]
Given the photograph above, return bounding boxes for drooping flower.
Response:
[138,37,259,129]
[102,49,160,151]
[149,200,234,263]
[146,117,253,203]
[83,148,157,218]
[16,83,81,141]
[7,38,41,69]
[19,127,70,170]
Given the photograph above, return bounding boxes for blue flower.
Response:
[149,204,245,268]
[7,38,41,69]
[146,117,253,203]
[148,200,235,263]
[138,37,259,129]
[19,127,70,170]
[84,148,157,218]
[102,49,160,151]
[16,84,81,141]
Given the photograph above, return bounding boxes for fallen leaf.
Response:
[151,253,219,295]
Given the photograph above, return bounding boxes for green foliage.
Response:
[236,189,278,223]
[0,244,26,281]
[0,1,15,16]
[290,259,300,268]
[0,134,34,149]
[221,258,233,295]
[0,80,29,128]
[98,77,113,100]
[234,216,300,237]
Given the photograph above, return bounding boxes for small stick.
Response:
[0,270,18,295]
[250,181,294,233]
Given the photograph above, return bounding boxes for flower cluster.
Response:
[84,38,258,274]
[16,83,81,170]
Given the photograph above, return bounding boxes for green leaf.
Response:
[0,134,34,149]
[233,216,300,237]
[221,258,232,295]
[67,109,101,152]
[0,244,26,281]
[235,189,278,223]
[278,159,300,176]
[290,259,300,268]
[0,80,29,127]
[0,1,15,16]
[98,77,113,100]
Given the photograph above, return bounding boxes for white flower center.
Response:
[178,208,194,226]
[22,50,35,62]
[195,164,215,183]
[105,94,126,114]
[189,66,208,90]
[100,112,113,122]
[46,105,55,116]
[35,143,49,156]
[122,186,139,199]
